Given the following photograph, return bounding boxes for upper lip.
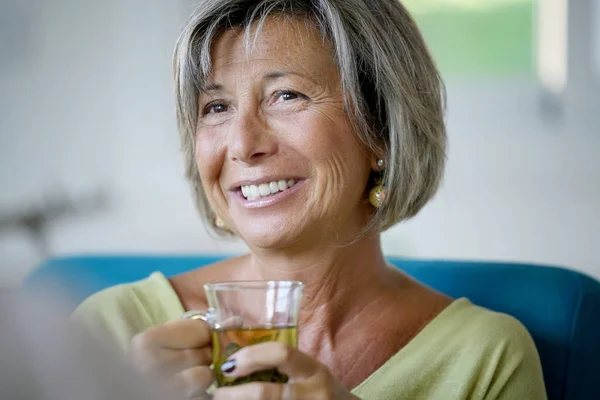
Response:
[228,176,304,191]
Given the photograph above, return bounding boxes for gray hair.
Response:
[173,0,446,235]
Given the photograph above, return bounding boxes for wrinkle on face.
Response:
[194,16,372,249]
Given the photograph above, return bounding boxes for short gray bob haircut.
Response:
[173,0,446,235]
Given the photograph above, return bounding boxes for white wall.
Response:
[565,0,600,132]
[593,0,600,79]
[1,0,120,285]
[390,81,600,278]
[1,0,599,287]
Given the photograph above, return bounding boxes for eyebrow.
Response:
[263,71,288,80]
[201,83,223,93]
[263,70,315,83]
[200,70,318,94]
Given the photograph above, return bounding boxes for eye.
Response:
[280,91,299,101]
[203,102,228,115]
[274,90,302,102]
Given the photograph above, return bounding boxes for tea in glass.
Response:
[201,280,304,387]
[212,325,298,386]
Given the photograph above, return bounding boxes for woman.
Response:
[72,0,547,399]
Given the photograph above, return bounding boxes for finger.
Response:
[213,382,285,400]
[129,341,212,375]
[145,318,212,349]
[170,366,215,398]
[167,347,213,372]
[220,342,321,380]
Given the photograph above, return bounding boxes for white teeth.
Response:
[258,183,270,196]
[241,179,297,200]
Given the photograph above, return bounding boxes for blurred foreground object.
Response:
[0,288,182,400]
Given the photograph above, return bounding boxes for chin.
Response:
[234,219,309,251]
[237,229,296,250]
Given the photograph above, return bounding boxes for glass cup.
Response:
[182,280,304,387]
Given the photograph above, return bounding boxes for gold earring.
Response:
[369,159,387,208]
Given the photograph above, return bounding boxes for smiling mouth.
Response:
[240,179,298,200]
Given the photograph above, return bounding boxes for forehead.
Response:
[209,17,337,81]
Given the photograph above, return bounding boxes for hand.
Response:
[213,342,360,400]
[127,319,214,399]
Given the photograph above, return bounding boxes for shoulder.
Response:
[71,272,184,352]
[437,299,540,365]
[352,298,546,399]
[437,299,547,398]
[449,299,535,345]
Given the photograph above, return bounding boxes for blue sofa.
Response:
[23,255,600,400]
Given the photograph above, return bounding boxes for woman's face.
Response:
[196,17,373,249]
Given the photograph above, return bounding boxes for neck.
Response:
[239,231,392,335]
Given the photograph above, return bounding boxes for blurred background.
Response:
[1,0,599,287]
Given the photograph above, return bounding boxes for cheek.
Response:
[195,129,225,187]
[289,110,371,211]
[294,110,369,174]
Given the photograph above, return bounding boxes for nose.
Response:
[228,108,277,165]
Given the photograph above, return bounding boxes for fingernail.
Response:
[221,359,236,374]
